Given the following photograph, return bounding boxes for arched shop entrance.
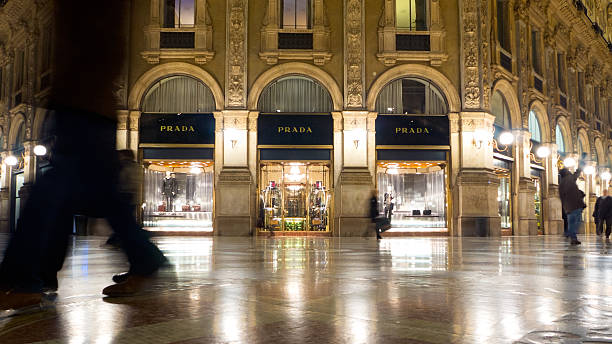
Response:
[374,77,450,234]
[9,118,25,233]
[256,76,334,233]
[138,75,216,232]
[491,91,513,234]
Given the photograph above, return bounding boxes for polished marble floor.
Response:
[0,234,611,344]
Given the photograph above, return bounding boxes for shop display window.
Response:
[533,176,543,232]
[376,162,447,229]
[143,161,213,230]
[497,172,511,229]
[259,162,331,231]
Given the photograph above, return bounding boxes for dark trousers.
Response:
[0,111,165,293]
[597,217,612,238]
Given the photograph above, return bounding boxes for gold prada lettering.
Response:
[395,127,431,134]
[160,125,196,132]
[277,126,313,134]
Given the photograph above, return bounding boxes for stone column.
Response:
[585,161,597,234]
[0,152,11,232]
[514,130,538,235]
[542,143,562,235]
[453,112,501,237]
[334,0,372,237]
[215,0,252,236]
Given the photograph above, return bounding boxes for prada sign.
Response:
[140,113,215,145]
[258,114,333,146]
[376,115,449,146]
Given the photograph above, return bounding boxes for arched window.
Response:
[528,110,541,143]
[491,91,511,129]
[375,78,448,115]
[142,75,215,113]
[12,122,25,151]
[258,76,333,113]
[578,137,586,158]
[555,124,565,153]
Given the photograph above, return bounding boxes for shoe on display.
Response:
[112,272,130,284]
[570,239,582,245]
[102,275,150,297]
[0,290,43,310]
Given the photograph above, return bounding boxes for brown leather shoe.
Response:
[102,275,150,297]
[0,290,42,310]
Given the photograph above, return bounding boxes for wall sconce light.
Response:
[353,139,360,149]
[33,145,47,156]
[563,157,577,168]
[472,129,489,149]
[583,165,596,175]
[231,140,238,149]
[4,155,17,166]
[498,132,514,145]
[536,146,551,158]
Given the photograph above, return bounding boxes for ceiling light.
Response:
[33,145,47,156]
[536,146,550,158]
[499,132,514,145]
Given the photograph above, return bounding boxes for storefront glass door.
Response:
[376,162,447,230]
[260,162,331,231]
[497,171,512,229]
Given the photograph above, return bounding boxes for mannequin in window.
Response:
[162,172,178,212]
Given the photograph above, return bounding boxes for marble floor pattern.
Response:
[0,235,610,344]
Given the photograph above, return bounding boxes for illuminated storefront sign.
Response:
[140,113,215,145]
[258,114,333,146]
[376,115,449,146]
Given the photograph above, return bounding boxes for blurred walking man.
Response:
[0,0,167,310]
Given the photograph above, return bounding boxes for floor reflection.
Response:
[0,235,610,343]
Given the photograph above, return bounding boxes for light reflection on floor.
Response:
[0,235,610,344]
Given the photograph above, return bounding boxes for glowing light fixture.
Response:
[563,157,576,168]
[584,165,596,175]
[4,156,18,166]
[536,146,551,158]
[601,171,611,180]
[499,132,514,145]
[190,167,202,174]
[386,168,399,175]
[33,145,47,156]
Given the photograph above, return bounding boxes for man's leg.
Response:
[606,218,612,239]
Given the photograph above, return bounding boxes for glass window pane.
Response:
[402,79,426,114]
[180,0,195,27]
[295,0,309,29]
[283,0,296,28]
[415,0,427,31]
[396,0,414,29]
[555,125,565,153]
[529,110,541,143]
[492,91,511,128]
[164,0,176,28]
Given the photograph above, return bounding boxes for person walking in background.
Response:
[559,167,585,245]
[0,0,167,311]
[596,187,612,242]
[371,191,383,240]
[593,189,609,236]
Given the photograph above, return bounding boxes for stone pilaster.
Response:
[514,130,537,235]
[344,0,365,109]
[226,0,247,109]
[128,111,140,157]
[18,141,37,215]
[215,167,253,236]
[116,110,129,150]
[334,168,373,237]
[453,112,501,236]
[542,143,562,235]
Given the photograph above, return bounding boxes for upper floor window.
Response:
[557,53,566,93]
[578,71,585,107]
[531,30,541,75]
[163,0,195,28]
[497,0,511,53]
[528,110,541,143]
[14,50,25,91]
[282,0,312,29]
[396,0,428,31]
[594,86,600,117]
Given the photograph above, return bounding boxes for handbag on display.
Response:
[157,204,166,212]
[193,205,201,212]
[182,205,191,212]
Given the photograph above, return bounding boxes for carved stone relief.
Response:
[345,0,364,109]
[226,0,247,109]
[462,0,481,109]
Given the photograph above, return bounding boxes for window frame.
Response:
[280,0,313,31]
[395,0,430,32]
[496,0,512,54]
[163,0,196,29]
